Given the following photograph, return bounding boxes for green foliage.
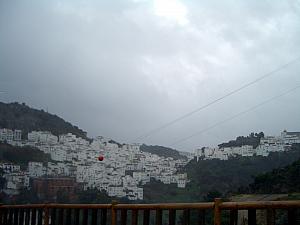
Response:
[0,168,5,189]
[143,179,196,203]
[140,144,187,160]
[0,102,89,140]
[3,189,41,204]
[143,145,300,203]
[203,190,222,202]
[0,142,52,169]
[248,152,300,193]
[56,189,71,203]
[218,132,264,148]
[185,144,300,199]
[74,188,134,204]
[76,188,112,204]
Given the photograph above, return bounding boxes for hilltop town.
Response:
[195,130,300,160]
[1,126,300,202]
[0,128,190,201]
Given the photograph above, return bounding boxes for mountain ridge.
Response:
[0,102,89,140]
[140,144,187,160]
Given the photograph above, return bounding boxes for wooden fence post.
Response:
[214,198,222,225]
[288,209,296,225]
[156,209,162,225]
[44,205,49,225]
[248,209,256,225]
[111,200,118,225]
[229,209,238,225]
[266,209,275,225]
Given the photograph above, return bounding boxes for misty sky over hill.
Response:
[1,0,300,151]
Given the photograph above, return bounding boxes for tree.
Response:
[77,188,112,204]
[203,190,222,202]
[0,168,6,189]
[57,189,70,203]
[14,189,40,204]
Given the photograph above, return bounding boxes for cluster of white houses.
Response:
[0,128,22,142]
[195,130,300,161]
[0,129,189,200]
[2,128,300,200]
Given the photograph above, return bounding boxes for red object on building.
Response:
[98,155,104,161]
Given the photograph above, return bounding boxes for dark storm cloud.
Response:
[1,0,300,151]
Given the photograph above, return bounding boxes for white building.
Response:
[177,179,187,188]
[240,145,255,157]
[28,131,58,144]
[133,172,150,185]
[281,130,300,144]
[0,163,21,173]
[122,175,138,187]
[0,128,22,142]
[28,162,45,177]
[14,130,22,141]
[3,172,29,194]
[107,186,125,198]
[47,162,70,176]
[59,133,77,143]
[50,147,67,161]
[256,146,269,157]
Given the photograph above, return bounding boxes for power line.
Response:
[169,84,300,146]
[129,56,300,143]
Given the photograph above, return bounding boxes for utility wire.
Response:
[169,84,300,146]
[130,57,300,143]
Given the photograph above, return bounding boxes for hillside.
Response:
[184,144,300,199]
[247,158,300,194]
[141,144,300,203]
[0,102,88,140]
[140,144,187,160]
[143,179,193,203]
[0,143,52,169]
[218,132,264,148]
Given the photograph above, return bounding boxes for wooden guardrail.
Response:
[0,199,299,225]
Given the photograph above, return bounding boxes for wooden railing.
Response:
[0,199,299,225]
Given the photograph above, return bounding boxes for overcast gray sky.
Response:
[1,0,300,151]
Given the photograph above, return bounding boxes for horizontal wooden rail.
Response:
[115,202,214,210]
[0,200,299,225]
[220,200,300,210]
[0,203,111,209]
[1,200,299,210]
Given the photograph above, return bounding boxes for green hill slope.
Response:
[218,132,264,148]
[0,143,52,169]
[184,144,300,199]
[142,145,300,202]
[0,102,88,140]
[140,144,187,160]
[248,158,300,194]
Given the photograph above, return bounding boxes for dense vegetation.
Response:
[143,179,193,202]
[246,157,300,194]
[0,187,115,204]
[218,132,264,148]
[0,169,5,189]
[140,144,187,160]
[0,102,88,140]
[0,142,52,169]
[141,145,300,203]
[184,144,300,199]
